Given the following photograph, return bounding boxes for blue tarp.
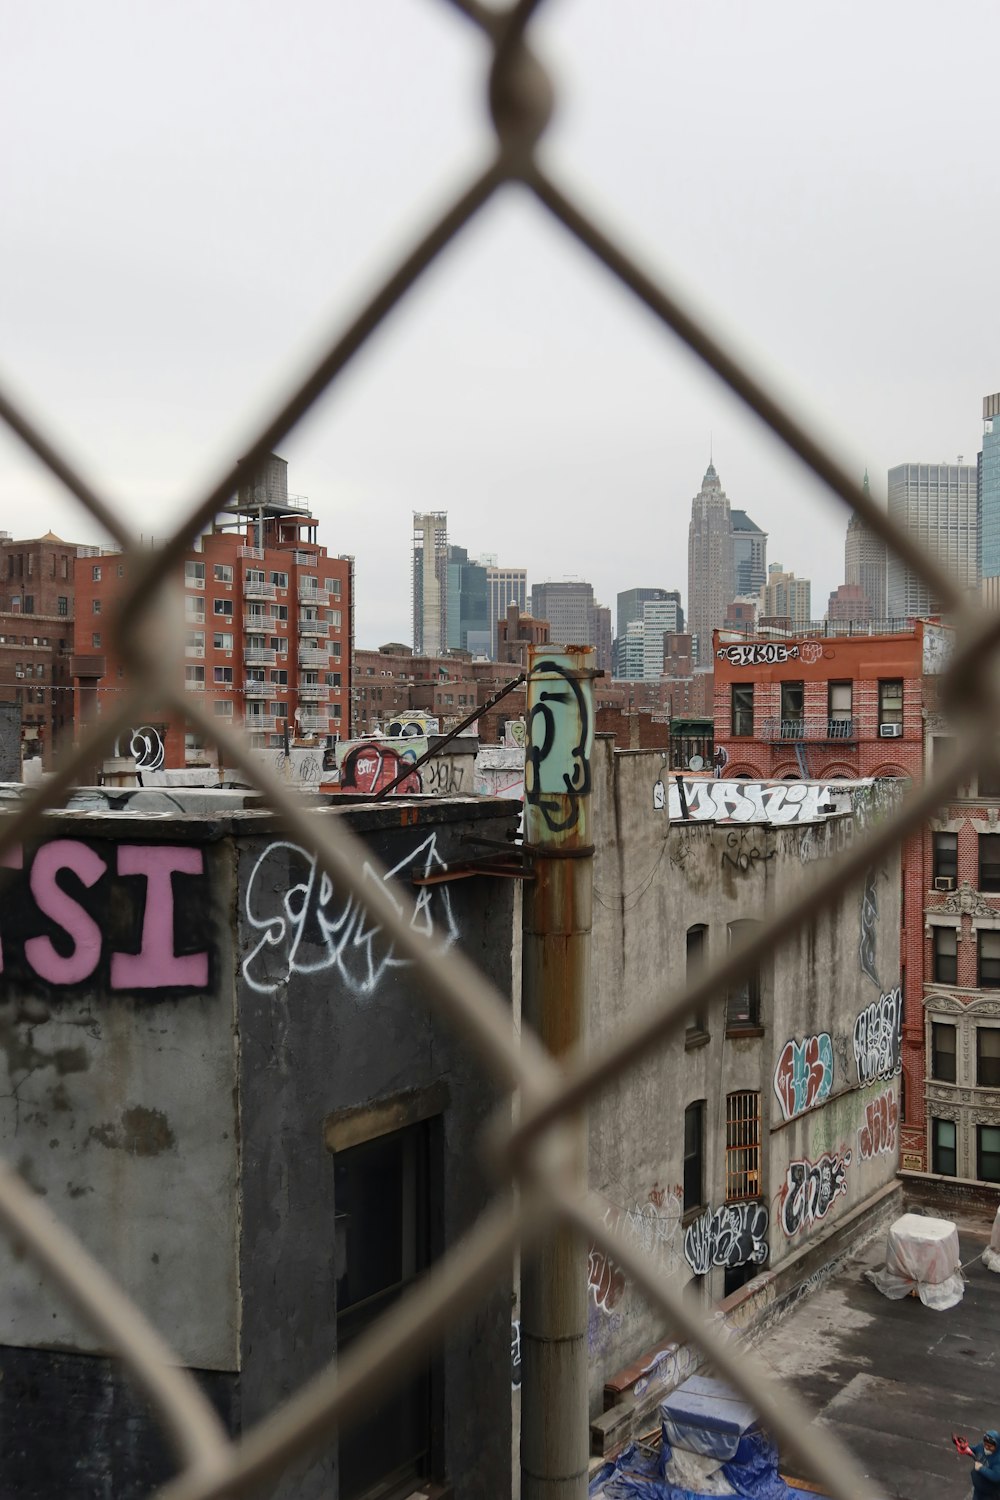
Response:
[661,1376,760,1461]
[589,1426,828,1500]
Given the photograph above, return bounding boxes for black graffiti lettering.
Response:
[683,1201,768,1276]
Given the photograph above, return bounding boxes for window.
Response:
[184,665,205,686]
[933,927,958,984]
[333,703,342,719]
[933,833,958,886]
[827,681,852,737]
[213,700,233,717]
[92,598,101,614]
[731,683,753,737]
[981,932,1000,990]
[275,605,288,621]
[270,571,288,589]
[978,1126,1000,1183]
[245,568,266,585]
[329,672,342,689]
[980,754,1000,799]
[184,561,205,587]
[780,681,803,735]
[91,633,101,648]
[185,596,205,622]
[214,599,234,616]
[332,641,342,660]
[879,679,903,727]
[329,609,342,628]
[334,1123,435,1499]
[725,1091,761,1201]
[213,631,233,651]
[270,670,288,686]
[932,1118,957,1176]
[978,1028,1000,1087]
[931,1022,957,1083]
[213,564,233,583]
[23,595,33,614]
[726,920,761,1030]
[186,630,205,653]
[213,667,234,684]
[271,636,287,655]
[57,596,68,616]
[9,596,20,612]
[683,1102,705,1214]
[92,565,101,582]
[981,836,1000,893]
[685,924,708,1040]
[329,578,341,597]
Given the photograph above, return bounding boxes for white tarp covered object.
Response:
[867,1212,964,1310]
[982,1205,1000,1274]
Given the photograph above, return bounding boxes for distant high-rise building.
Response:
[530,581,594,644]
[887,463,978,618]
[730,511,767,597]
[759,563,811,629]
[412,512,448,654]
[640,597,682,680]
[486,565,527,659]
[616,587,683,645]
[688,463,734,667]
[980,395,1000,593]
[618,619,645,679]
[588,603,613,676]
[827,582,872,623]
[445,545,488,654]
[844,471,888,619]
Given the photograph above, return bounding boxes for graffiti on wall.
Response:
[633,1339,702,1400]
[717,642,800,666]
[524,657,592,835]
[720,828,776,875]
[853,987,903,1086]
[242,833,458,997]
[773,1032,834,1122]
[667,780,838,825]
[423,759,466,796]
[128,725,166,772]
[511,1320,522,1391]
[857,1087,898,1160]
[859,868,880,987]
[683,1201,769,1276]
[337,741,423,795]
[780,1150,851,1238]
[588,1184,684,1315]
[0,840,211,992]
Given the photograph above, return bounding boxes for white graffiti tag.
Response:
[667,780,838,825]
[242,835,459,997]
[853,986,903,1086]
[683,1202,769,1276]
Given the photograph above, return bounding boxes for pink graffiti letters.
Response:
[0,840,210,992]
[780,1150,851,1238]
[857,1088,898,1160]
[773,1032,834,1122]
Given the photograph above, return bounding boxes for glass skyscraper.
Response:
[980,393,1000,581]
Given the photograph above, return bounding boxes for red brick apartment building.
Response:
[73,458,352,769]
[0,530,94,765]
[711,620,1000,1179]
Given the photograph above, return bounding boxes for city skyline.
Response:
[3,3,999,648]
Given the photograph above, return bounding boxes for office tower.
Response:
[530,581,594,644]
[486,565,527,659]
[640,597,682,680]
[886,463,978,618]
[730,511,768,597]
[844,471,888,619]
[759,563,811,629]
[445,546,489,655]
[618,619,646,679]
[980,395,1000,598]
[616,587,684,646]
[688,463,734,666]
[412,512,448,654]
[827,583,872,623]
[588,603,613,676]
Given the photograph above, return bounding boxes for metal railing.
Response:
[0,4,994,1500]
[760,716,856,741]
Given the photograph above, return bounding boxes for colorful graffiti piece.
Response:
[780,1150,851,1238]
[857,1088,898,1161]
[773,1032,834,1122]
[336,739,424,795]
[853,987,903,1086]
[683,1201,769,1276]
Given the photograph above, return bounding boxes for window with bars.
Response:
[725,1091,761,1202]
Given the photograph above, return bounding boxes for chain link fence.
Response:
[0,1,993,1496]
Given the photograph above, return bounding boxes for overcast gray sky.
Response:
[2,0,996,646]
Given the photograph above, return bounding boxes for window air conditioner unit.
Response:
[879,722,903,738]
[934,876,956,892]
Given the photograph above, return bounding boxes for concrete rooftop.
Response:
[754,1207,1000,1500]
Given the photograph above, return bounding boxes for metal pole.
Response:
[520,645,595,1500]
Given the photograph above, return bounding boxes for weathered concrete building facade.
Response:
[0,793,518,1499]
[585,748,902,1438]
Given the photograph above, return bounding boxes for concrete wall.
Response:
[0,795,517,1500]
[585,742,901,1413]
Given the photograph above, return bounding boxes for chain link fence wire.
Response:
[0,1,994,1496]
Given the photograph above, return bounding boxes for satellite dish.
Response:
[689,755,705,771]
